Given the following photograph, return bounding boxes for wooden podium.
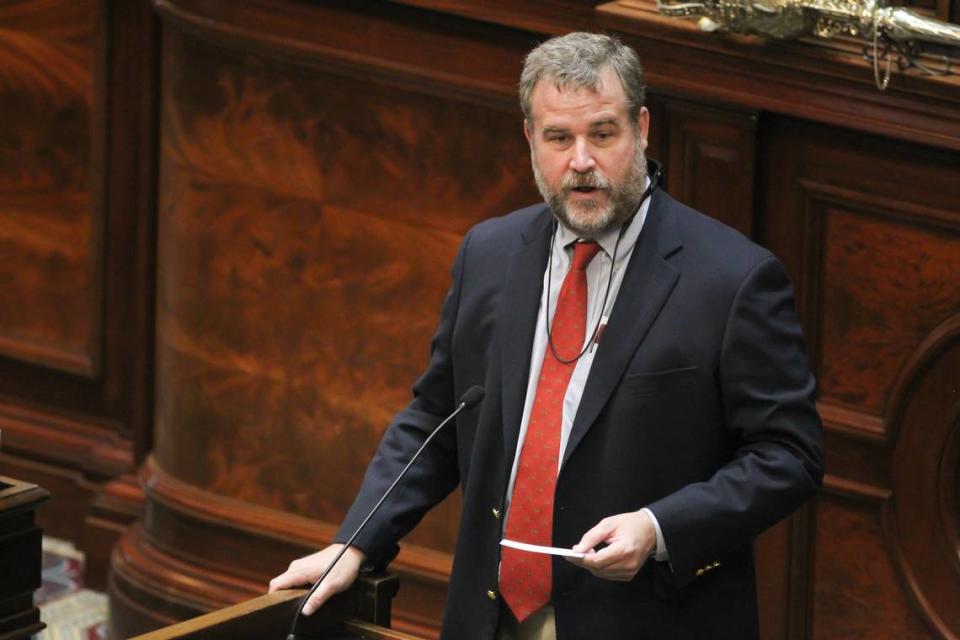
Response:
[128,574,423,640]
[0,477,49,640]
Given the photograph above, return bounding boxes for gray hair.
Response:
[519,32,646,124]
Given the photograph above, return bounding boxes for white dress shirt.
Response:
[504,184,669,562]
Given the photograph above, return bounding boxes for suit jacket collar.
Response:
[501,205,553,459]
[499,191,684,470]
[560,189,682,471]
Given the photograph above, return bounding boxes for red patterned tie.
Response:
[500,240,602,622]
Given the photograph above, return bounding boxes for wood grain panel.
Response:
[759,118,960,430]
[813,199,960,417]
[821,429,891,499]
[661,97,757,236]
[754,504,817,640]
[762,116,960,639]
[153,24,539,556]
[887,316,960,638]
[0,0,99,375]
[813,497,930,639]
[136,456,448,637]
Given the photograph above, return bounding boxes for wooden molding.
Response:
[141,454,452,582]
[83,473,144,591]
[883,494,960,640]
[818,402,887,443]
[799,177,960,440]
[387,0,601,36]
[108,457,452,637]
[799,179,960,232]
[109,523,258,638]
[0,334,95,378]
[155,0,525,113]
[0,401,132,479]
[822,473,892,503]
[884,323,960,637]
[887,313,960,442]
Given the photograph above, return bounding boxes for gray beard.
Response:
[532,146,648,239]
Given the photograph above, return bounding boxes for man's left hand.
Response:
[567,510,656,581]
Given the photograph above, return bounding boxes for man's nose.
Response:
[568,138,596,173]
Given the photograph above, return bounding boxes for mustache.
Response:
[561,171,610,191]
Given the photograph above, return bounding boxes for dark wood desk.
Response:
[128,574,423,640]
[0,477,49,640]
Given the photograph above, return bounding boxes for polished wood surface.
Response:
[125,576,408,640]
[120,578,420,640]
[0,0,97,376]
[0,1,957,639]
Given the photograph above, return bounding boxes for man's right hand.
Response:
[268,544,366,615]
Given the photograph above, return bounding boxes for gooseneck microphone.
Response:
[287,385,485,639]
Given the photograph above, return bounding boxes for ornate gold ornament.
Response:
[656,0,960,88]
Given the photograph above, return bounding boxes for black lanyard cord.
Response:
[544,180,657,365]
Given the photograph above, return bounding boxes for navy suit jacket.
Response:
[337,188,823,639]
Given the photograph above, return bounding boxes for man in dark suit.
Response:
[270,32,823,639]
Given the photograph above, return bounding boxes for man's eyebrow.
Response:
[541,126,569,135]
[589,118,620,128]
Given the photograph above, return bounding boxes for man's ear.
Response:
[524,118,532,145]
[637,107,650,152]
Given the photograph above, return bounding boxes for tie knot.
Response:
[571,241,601,271]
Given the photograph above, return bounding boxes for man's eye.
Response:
[593,131,613,140]
[548,134,570,143]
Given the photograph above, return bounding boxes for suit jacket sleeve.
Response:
[646,254,823,587]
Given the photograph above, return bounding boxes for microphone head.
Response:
[459,385,485,409]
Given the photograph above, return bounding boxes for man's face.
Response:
[525,67,650,239]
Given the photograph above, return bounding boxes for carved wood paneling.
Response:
[658,96,757,236]
[814,202,960,418]
[820,429,891,499]
[760,118,960,435]
[887,316,960,638]
[761,116,960,638]
[814,496,931,638]
[0,0,99,375]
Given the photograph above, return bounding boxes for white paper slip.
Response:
[500,538,586,559]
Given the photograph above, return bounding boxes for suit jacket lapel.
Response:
[500,207,553,460]
[560,192,683,471]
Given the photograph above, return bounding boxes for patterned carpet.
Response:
[34,538,107,640]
